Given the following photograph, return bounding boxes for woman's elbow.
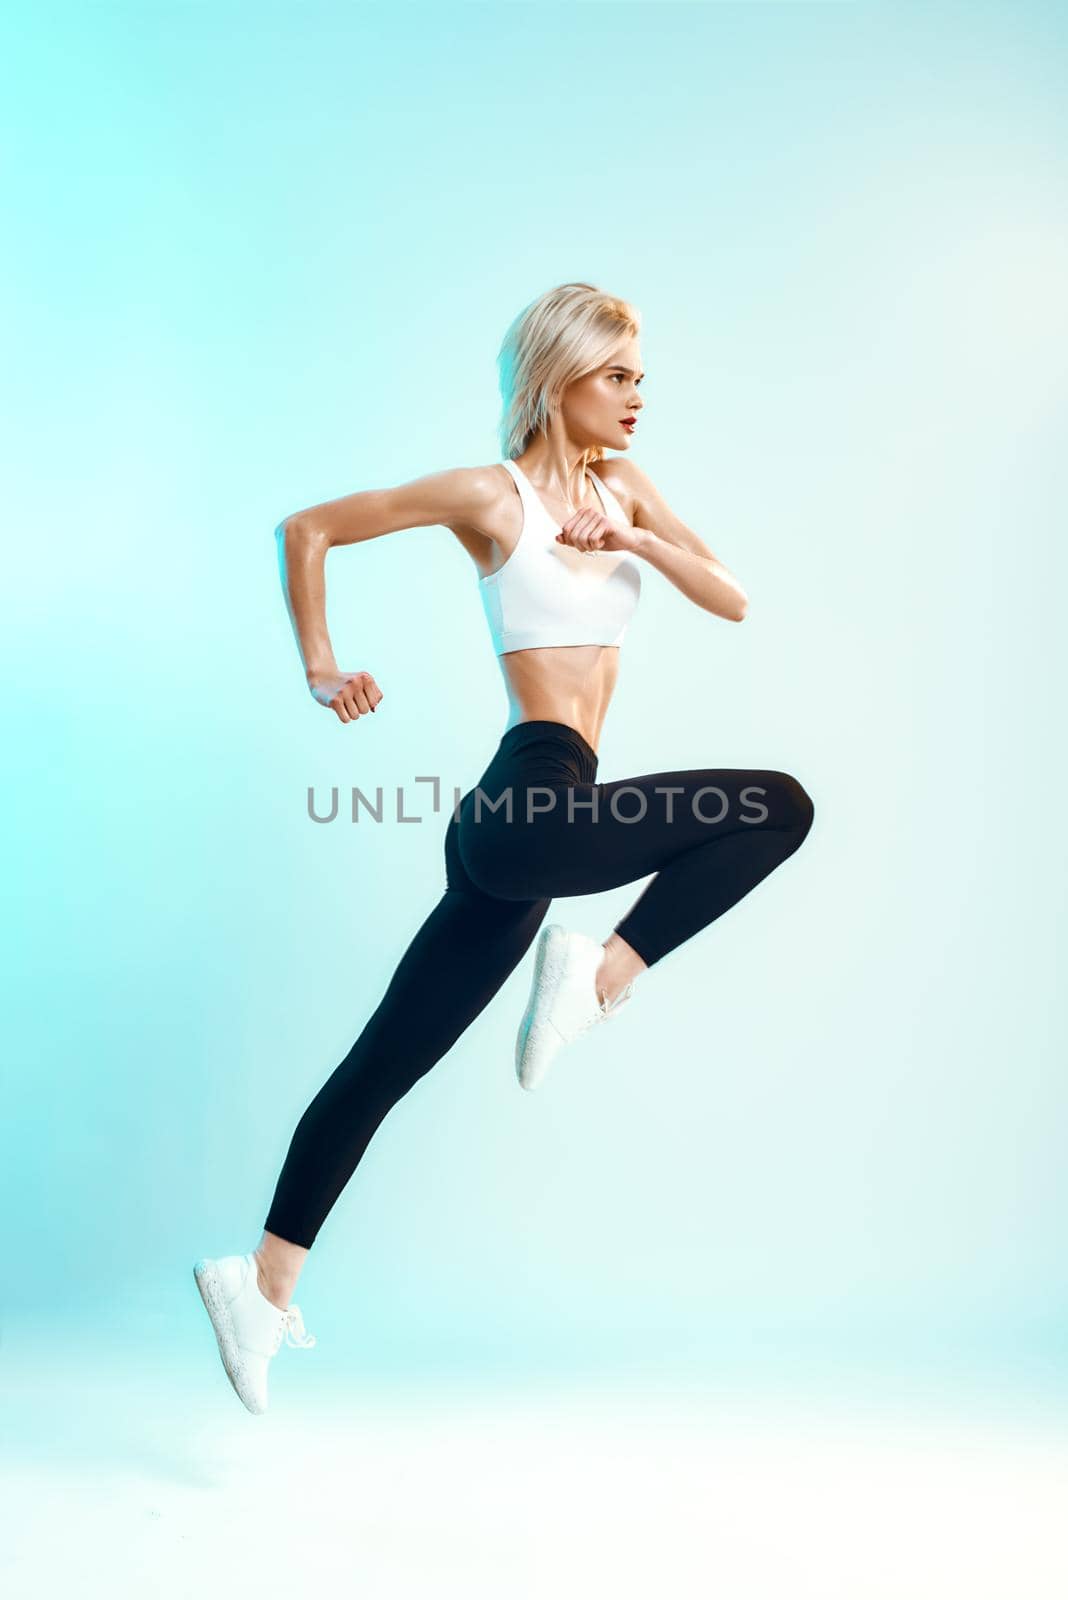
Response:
[275,512,308,537]
[275,512,321,546]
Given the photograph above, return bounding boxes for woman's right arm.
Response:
[275,466,497,723]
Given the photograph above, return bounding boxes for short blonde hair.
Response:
[497,282,641,462]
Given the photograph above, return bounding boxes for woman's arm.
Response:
[274,518,340,681]
[631,529,748,622]
[607,458,749,622]
[275,466,498,718]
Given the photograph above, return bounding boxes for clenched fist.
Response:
[556,507,644,555]
[307,668,384,724]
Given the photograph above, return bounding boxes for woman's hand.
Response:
[307,668,384,724]
[556,509,644,556]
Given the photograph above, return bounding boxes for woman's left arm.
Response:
[614,459,749,622]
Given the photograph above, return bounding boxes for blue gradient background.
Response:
[4,0,1066,1400]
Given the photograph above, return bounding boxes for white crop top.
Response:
[479,459,642,656]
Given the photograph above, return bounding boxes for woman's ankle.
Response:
[252,1245,301,1310]
[595,934,647,1007]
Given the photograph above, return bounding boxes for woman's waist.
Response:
[474,722,600,793]
[495,650,617,754]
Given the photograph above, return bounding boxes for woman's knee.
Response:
[784,773,815,839]
[763,770,814,840]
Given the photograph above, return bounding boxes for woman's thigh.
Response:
[458,766,813,901]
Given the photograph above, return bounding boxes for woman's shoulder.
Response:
[439,462,519,576]
[589,456,641,525]
[419,461,514,526]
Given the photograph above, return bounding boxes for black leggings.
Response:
[264,720,814,1247]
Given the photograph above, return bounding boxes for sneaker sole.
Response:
[193,1258,265,1415]
[515,923,572,1092]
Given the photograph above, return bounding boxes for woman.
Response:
[194,282,815,1413]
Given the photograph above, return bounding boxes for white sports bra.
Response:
[479,459,642,656]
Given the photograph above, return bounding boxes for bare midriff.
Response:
[495,643,619,755]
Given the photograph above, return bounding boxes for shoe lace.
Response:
[273,1302,318,1353]
[572,979,635,1038]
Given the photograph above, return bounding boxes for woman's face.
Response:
[561,337,645,450]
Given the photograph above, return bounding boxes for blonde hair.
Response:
[496,282,641,463]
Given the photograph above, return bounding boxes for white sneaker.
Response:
[193,1251,316,1414]
[515,924,636,1092]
